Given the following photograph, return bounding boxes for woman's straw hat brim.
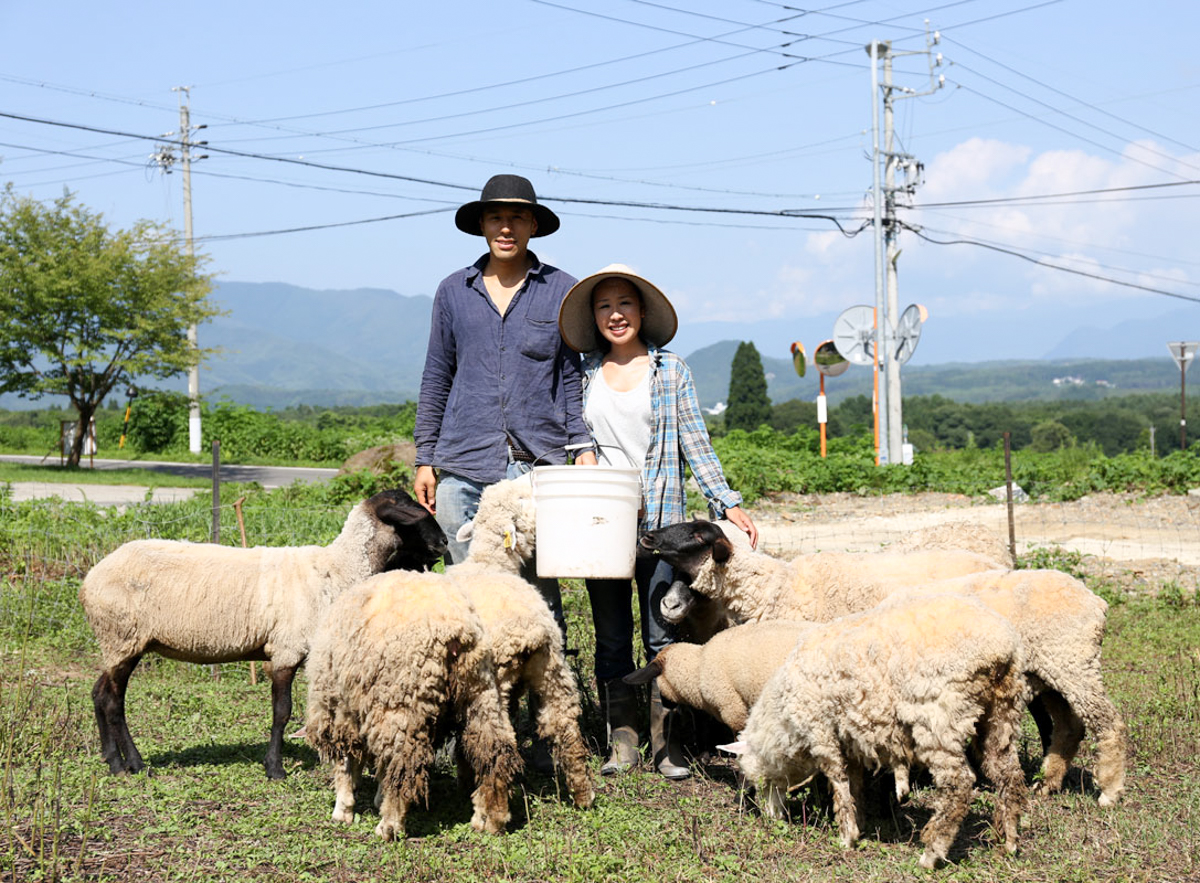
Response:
[558,264,678,353]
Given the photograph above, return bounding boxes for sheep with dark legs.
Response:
[641,518,1127,806]
[724,593,1028,869]
[80,489,446,780]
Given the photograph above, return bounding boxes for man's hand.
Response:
[574,450,598,466]
[414,465,438,515]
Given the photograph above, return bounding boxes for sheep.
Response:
[723,594,1028,870]
[451,477,594,808]
[80,488,447,780]
[892,520,1014,569]
[641,520,1003,624]
[624,620,809,735]
[641,519,1127,806]
[304,570,520,839]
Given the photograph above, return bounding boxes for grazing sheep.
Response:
[304,571,520,839]
[624,620,809,734]
[80,489,447,780]
[452,478,594,808]
[724,594,1028,870]
[892,520,1014,569]
[641,520,1127,806]
[641,520,1003,624]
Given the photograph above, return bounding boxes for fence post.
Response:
[211,440,221,544]
[1004,431,1017,566]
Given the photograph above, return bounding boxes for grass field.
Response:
[0,462,213,489]
[1,493,1198,882]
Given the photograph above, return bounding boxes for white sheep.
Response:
[724,593,1028,870]
[304,570,520,839]
[624,620,808,734]
[80,489,447,780]
[452,477,594,808]
[641,519,1127,806]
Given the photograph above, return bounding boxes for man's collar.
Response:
[465,251,543,283]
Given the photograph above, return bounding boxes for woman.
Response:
[558,264,757,780]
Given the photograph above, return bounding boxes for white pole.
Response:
[868,40,889,464]
[177,88,202,454]
[883,49,903,465]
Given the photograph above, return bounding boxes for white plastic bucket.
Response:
[532,465,641,579]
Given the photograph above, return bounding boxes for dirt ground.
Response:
[750,491,1200,597]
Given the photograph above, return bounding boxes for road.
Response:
[1,454,338,504]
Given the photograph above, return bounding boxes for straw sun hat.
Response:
[454,174,560,238]
[558,264,679,354]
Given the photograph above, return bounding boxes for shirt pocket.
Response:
[519,317,560,361]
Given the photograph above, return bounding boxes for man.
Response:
[414,174,596,635]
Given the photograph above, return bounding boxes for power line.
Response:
[911,179,1200,209]
[194,207,455,242]
[904,223,1200,303]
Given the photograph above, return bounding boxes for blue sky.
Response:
[2,0,1198,366]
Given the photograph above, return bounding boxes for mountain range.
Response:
[0,280,1194,411]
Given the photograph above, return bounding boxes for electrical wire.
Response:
[903,222,1200,303]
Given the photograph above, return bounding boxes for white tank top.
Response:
[586,366,652,470]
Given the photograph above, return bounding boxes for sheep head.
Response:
[456,478,537,568]
[364,488,449,572]
[637,520,735,580]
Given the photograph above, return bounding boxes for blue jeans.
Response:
[435,464,566,640]
[586,555,676,682]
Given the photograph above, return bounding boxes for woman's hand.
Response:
[724,506,758,549]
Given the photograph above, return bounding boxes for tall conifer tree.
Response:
[725,341,772,432]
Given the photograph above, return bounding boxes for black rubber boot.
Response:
[650,680,691,780]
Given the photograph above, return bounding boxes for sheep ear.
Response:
[456,520,475,543]
[712,537,734,564]
[717,740,747,756]
[373,493,432,528]
[622,659,662,685]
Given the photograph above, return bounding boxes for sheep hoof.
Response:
[918,851,943,870]
[331,807,354,825]
[1098,792,1118,808]
[374,819,399,841]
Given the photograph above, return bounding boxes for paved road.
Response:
[0,454,338,489]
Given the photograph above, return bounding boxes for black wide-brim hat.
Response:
[455,174,560,238]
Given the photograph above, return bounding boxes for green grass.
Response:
[2,496,1198,882]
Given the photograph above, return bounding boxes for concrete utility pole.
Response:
[866,26,944,464]
[173,87,207,453]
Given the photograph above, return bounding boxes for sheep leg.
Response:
[1035,690,1083,795]
[978,676,1028,854]
[823,755,861,850]
[331,755,363,824]
[457,673,520,834]
[1069,689,1128,807]
[526,648,595,809]
[265,664,297,780]
[917,748,976,870]
[92,655,143,774]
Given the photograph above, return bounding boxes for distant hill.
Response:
[0,279,1191,411]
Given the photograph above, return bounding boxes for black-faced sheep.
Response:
[452,478,594,808]
[304,570,520,839]
[641,519,1127,806]
[79,489,446,780]
[725,594,1028,870]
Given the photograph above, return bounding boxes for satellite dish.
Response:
[1168,341,1199,371]
[832,305,876,366]
[790,341,807,378]
[813,339,850,377]
[894,303,928,365]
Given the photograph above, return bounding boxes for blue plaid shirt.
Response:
[581,345,742,530]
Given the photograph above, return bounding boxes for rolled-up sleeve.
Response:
[675,360,742,517]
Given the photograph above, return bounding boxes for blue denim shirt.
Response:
[415,253,591,484]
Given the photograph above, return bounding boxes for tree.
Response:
[0,187,218,465]
[725,341,772,432]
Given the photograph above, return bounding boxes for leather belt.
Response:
[508,443,536,463]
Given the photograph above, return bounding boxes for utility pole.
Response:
[867,26,944,464]
[152,87,208,453]
[868,39,890,465]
